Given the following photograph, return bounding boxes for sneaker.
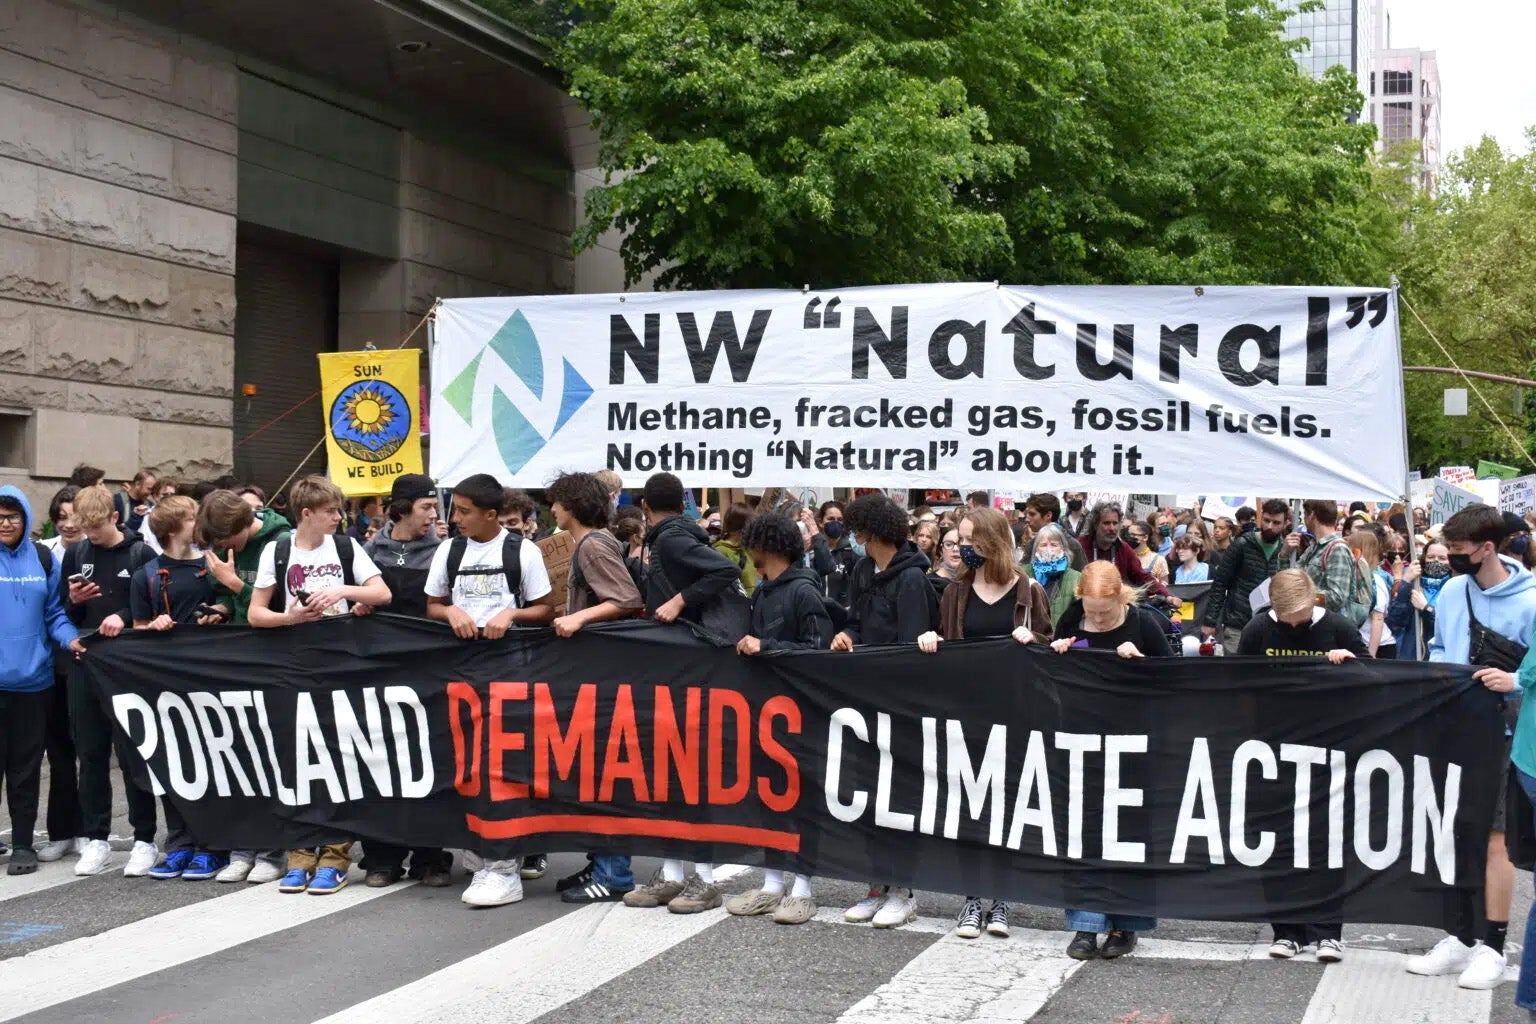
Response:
[872,888,917,929]
[986,901,1011,938]
[955,898,985,939]
[216,856,254,883]
[247,859,285,885]
[1457,944,1508,989]
[461,869,523,908]
[1406,936,1476,977]
[308,867,348,895]
[1269,939,1300,959]
[726,889,783,917]
[1102,930,1138,959]
[279,868,313,893]
[123,841,159,877]
[148,849,195,880]
[556,866,594,893]
[845,887,887,924]
[6,848,37,876]
[35,838,82,863]
[1066,932,1100,960]
[74,839,112,876]
[772,895,817,925]
[622,870,686,909]
[182,853,227,881]
[1316,939,1345,964]
[520,854,548,880]
[365,868,402,888]
[666,873,722,914]
[561,878,631,904]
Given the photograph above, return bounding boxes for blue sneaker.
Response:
[182,852,228,881]
[278,868,312,893]
[307,867,348,895]
[148,849,195,880]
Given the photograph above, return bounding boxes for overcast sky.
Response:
[1380,0,1535,158]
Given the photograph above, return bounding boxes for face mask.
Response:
[1512,535,1531,557]
[958,544,986,569]
[1033,553,1068,577]
[1066,499,1083,513]
[1448,552,1479,576]
[1423,561,1452,579]
[706,525,721,539]
[823,521,844,540]
[850,535,867,558]
[1159,525,1172,540]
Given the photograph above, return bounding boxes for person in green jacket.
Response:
[710,502,758,595]
[1020,523,1081,630]
[196,489,292,624]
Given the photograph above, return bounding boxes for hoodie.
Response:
[62,527,155,631]
[1428,555,1536,672]
[843,542,939,645]
[0,486,78,692]
[365,528,441,618]
[214,509,291,625]
[643,514,740,622]
[749,566,833,652]
[1237,606,1368,658]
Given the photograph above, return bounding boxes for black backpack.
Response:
[268,535,359,614]
[34,541,52,578]
[444,533,525,608]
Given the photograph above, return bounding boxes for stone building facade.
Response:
[0,0,599,513]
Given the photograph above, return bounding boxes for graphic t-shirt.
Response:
[254,535,381,616]
[423,528,552,627]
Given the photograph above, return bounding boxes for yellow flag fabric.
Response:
[318,349,423,497]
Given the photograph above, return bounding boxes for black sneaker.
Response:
[985,901,1010,938]
[1102,930,1138,959]
[556,865,594,892]
[560,878,632,904]
[955,899,984,939]
[520,854,548,880]
[6,848,37,875]
[1066,931,1100,960]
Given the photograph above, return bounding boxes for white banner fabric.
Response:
[430,284,1405,497]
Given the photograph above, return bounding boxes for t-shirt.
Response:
[1357,576,1392,647]
[254,535,381,617]
[1058,603,1172,655]
[962,589,1016,638]
[1173,562,1209,584]
[423,529,552,627]
[567,529,643,615]
[129,555,215,625]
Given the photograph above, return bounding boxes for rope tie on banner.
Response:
[264,301,440,503]
[1399,294,1536,471]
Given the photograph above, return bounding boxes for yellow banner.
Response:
[318,349,423,497]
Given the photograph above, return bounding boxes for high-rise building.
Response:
[1280,0,1380,80]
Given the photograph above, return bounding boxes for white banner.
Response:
[1501,476,1536,516]
[1429,478,1486,525]
[430,284,1405,497]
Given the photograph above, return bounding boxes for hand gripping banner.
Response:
[82,616,1497,929]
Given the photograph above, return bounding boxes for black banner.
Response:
[82,615,1501,928]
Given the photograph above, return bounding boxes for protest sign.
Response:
[430,285,1405,497]
[1430,478,1484,525]
[1500,476,1536,516]
[1439,466,1475,486]
[84,616,1496,930]
[537,531,577,612]
[319,349,423,497]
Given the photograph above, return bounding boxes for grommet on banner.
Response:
[802,284,810,293]
[1194,286,1205,296]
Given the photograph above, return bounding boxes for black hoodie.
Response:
[750,566,833,652]
[62,528,155,630]
[643,514,741,622]
[1237,606,1368,658]
[843,542,938,645]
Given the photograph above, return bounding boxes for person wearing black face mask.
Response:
[1385,541,1450,660]
[808,500,858,608]
[1062,494,1087,537]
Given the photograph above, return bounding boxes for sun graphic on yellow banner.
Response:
[342,386,396,436]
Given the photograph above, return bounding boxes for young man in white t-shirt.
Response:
[425,473,554,908]
[248,475,391,896]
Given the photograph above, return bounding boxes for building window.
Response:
[1383,101,1414,144]
[0,409,31,472]
[1383,70,1413,95]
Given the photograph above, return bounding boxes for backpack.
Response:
[268,535,359,614]
[33,541,52,579]
[443,533,525,608]
[569,530,646,614]
[142,555,213,621]
[1318,540,1374,626]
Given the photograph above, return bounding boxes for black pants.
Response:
[360,842,451,876]
[44,674,81,841]
[69,664,156,843]
[1272,922,1343,945]
[0,689,50,850]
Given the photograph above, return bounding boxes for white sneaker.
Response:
[461,869,523,907]
[35,837,82,863]
[74,839,112,876]
[872,888,918,929]
[845,887,886,923]
[216,856,254,883]
[1316,939,1345,963]
[123,841,159,877]
[1457,944,1508,989]
[246,859,285,885]
[1406,935,1476,976]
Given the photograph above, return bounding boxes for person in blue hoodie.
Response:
[1408,503,1536,991]
[0,485,82,876]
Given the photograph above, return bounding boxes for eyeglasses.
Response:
[941,540,960,549]
[0,513,22,526]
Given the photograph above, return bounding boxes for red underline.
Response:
[465,813,801,852]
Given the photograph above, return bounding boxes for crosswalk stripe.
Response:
[313,864,752,1024]
[0,866,412,1021]
[0,861,85,905]
[1299,948,1491,1024]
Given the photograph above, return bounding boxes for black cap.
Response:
[389,474,437,504]
[1502,511,1528,537]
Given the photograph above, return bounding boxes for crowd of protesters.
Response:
[4,468,1536,1003]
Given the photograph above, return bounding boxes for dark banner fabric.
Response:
[82,616,1501,929]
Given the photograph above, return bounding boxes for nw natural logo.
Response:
[441,310,593,473]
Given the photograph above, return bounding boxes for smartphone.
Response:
[293,589,311,607]
[68,573,87,585]
[196,604,228,621]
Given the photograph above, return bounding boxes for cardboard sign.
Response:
[1439,466,1476,486]
[1500,476,1536,516]
[538,531,577,613]
[1430,478,1484,526]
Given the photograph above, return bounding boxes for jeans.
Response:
[1065,909,1157,933]
[1515,767,1536,1010]
[0,689,50,850]
[592,854,634,890]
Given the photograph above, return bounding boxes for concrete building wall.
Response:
[0,0,237,512]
